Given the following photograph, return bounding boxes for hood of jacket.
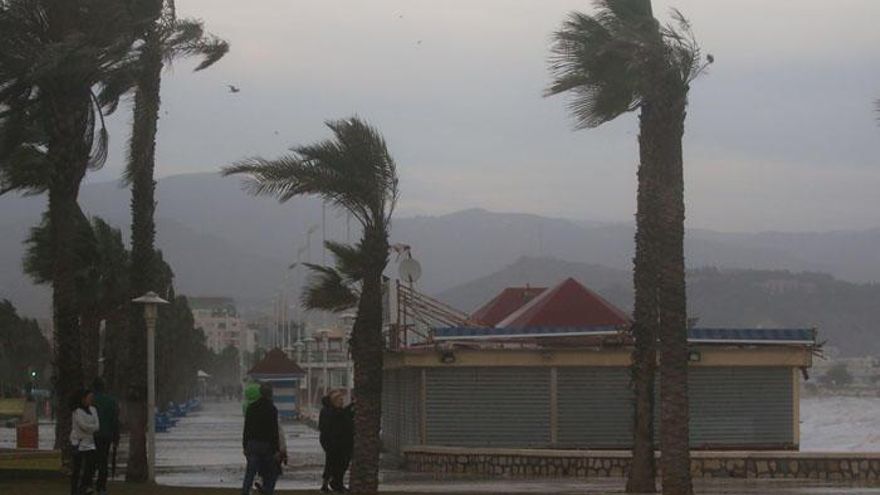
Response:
[242,382,261,414]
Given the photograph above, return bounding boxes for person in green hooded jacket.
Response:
[242,382,287,494]
[243,382,261,414]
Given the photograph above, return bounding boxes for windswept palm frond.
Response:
[661,9,712,85]
[324,240,367,283]
[161,17,229,72]
[0,0,144,175]
[546,1,710,129]
[546,6,651,128]
[223,117,399,230]
[301,263,359,313]
[300,240,366,313]
[23,209,97,287]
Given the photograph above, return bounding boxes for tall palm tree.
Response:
[123,0,227,480]
[224,117,398,494]
[0,0,144,451]
[546,2,709,493]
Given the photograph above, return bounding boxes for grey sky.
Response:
[91,0,880,232]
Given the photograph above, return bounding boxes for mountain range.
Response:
[0,171,878,352]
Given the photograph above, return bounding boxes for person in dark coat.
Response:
[241,383,281,495]
[319,389,354,493]
[91,378,119,495]
[318,395,333,492]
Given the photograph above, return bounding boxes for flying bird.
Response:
[227,85,240,93]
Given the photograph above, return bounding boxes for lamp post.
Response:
[321,332,329,396]
[304,336,315,412]
[132,291,168,483]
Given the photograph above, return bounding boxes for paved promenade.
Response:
[6,399,880,493]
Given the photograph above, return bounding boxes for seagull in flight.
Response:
[227,84,240,93]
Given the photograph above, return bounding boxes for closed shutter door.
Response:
[381,369,402,453]
[425,367,551,447]
[557,367,632,448]
[400,369,420,446]
[689,367,793,447]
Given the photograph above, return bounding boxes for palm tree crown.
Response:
[546,0,708,129]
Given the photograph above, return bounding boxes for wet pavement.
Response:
[6,399,880,493]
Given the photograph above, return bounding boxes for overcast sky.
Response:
[90,0,880,233]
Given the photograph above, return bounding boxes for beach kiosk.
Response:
[247,348,306,420]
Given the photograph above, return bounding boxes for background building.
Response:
[382,278,817,455]
[189,297,258,353]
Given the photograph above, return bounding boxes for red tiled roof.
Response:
[470,287,547,327]
[248,348,305,376]
[496,278,631,329]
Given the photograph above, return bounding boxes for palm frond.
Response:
[161,17,229,72]
[223,116,398,229]
[547,2,709,128]
[546,8,648,128]
[324,240,366,283]
[661,8,711,85]
[301,263,359,312]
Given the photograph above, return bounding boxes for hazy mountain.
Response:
[1,172,878,319]
[435,257,880,357]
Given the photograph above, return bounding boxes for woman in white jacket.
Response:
[70,389,100,495]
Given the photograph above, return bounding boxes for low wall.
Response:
[0,449,62,478]
[403,447,880,481]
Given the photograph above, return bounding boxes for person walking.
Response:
[319,390,354,493]
[243,382,288,494]
[91,378,119,495]
[241,383,281,495]
[69,388,100,495]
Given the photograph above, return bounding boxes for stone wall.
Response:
[403,447,880,481]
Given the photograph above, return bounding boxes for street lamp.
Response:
[304,336,316,412]
[321,332,329,397]
[132,291,169,483]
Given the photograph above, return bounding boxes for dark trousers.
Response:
[327,448,351,490]
[241,440,278,495]
[94,436,113,491]
[322,451,331,484]
[70,449,96,495]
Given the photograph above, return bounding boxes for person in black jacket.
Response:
[318,395,333,492]
[241,383,280,495]
[319,389,354,492]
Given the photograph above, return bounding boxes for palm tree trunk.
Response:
[48,186,86,452]
[625,107,663,493]
[43,0,92,455]
[647,80,691,495]
[348,229,388,494]
[80,308,102,386]
[125,20,164,482]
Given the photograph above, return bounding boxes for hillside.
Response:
[1,172,879,319]
[435,257,880,357]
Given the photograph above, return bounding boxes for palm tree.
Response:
[224,117,398,494]
[23,214,130,384]
[546,2,709,493]
[123,0,227,480]
[0,0,145,451]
